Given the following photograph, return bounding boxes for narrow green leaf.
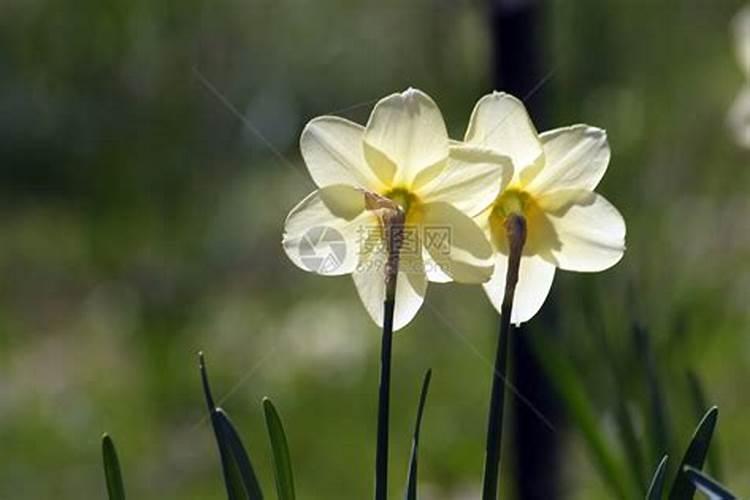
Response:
[200,351,217,411]
[101,434,126,500]
[404,369,432,500]
[684,466,736,500]
[668,407,719,500]
[646,455,668,500]
[215,409,264,500]
[615,395,647,493]
[263,398,295,500]
[530,335,633,500]
[686,371,722,480]
[590,301,646,492]
[632,323,671,460]
[200,352,264,500]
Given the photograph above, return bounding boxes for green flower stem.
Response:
[375,204,405,500]
[482,213,527,500]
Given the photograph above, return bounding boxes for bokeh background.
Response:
[1,0,748,498]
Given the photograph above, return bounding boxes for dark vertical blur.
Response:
[488,0,564,498]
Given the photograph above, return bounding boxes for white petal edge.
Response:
[525,125,610,195]
[300,116,386,191]
[482,254,557,325]
[419,144,513,216]
[423,249,452,283]
[734,4,750,78]
[352,242,427,331]
[363,88,449,187]
[420,201,494,283]
[538,190,626,272]
[728,84,750,149]
[464,92,544,183]
[282,185,373,276]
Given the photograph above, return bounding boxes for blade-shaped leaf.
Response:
[615,395,647,492]
[404,369,432,500]
[101,434,126,500]
[215,409,264,500]
[687,371,722,480]
[684,466,736,500]
[200,352,264,500]
[646,455,668,500]
[668,407,719,500]
[263,398,295,500]
[530,335,633,500]
[633,323,671,460]
[590,299,646,492]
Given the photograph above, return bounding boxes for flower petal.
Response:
[419,144,513,216]
[300,116,386,190]
[464,92,544,182]
[482,254,556,325]
[420,201,494,283]
[363,88,449,187]
[728,84,750,149]
[423,249,452,283]
[282,185,374,276]
[538,190,626,272]
[734,5,750,78]
[525,125,610,195]
[352,238,427,331]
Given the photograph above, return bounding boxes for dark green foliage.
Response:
[646,455,668,500]
[200,353,264,500]
[101,434,126,500]
[263,398,295,500]
[404,369,432,500]
[668,407,718,500]
[684,466,736,500]
[687,372,722,480]
[531,333,633,500]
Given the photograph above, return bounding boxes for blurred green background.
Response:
[1,0,748,498]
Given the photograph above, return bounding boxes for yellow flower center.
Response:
[488,189,548,254]
[383,187,422,221]
[492,189,532,219]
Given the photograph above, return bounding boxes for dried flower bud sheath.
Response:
[364,191,406,301]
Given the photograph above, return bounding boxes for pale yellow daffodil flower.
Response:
[463,92,626,325]
[729,5,750,148]
[283,88,513,330]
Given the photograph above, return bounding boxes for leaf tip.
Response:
[264,398,282,427]
[199,351,216,411]
[702,406,719,428]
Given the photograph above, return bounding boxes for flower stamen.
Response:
[383,187,419,215]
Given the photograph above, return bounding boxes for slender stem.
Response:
[375,297,395,500]
[482,213,527,500]
[482,304,511,500]
[374,204,405,500]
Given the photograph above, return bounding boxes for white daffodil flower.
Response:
[734,5,750,77]
[283,88,513,330]
[729,5,750,148]
[463,92,626,325]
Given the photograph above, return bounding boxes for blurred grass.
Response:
[0,0,749,498]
